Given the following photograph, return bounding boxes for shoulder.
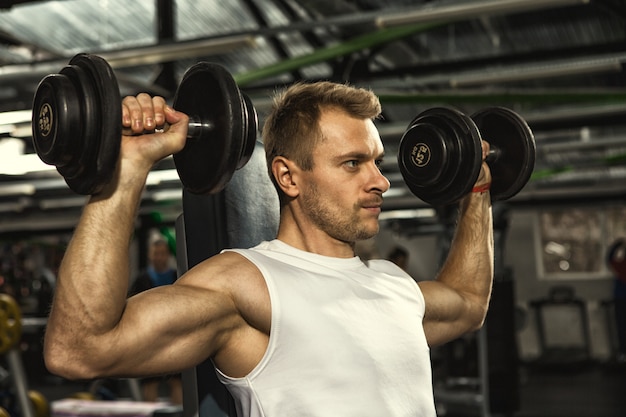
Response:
[178,251,262,291]
[179,252,268,315]
[366,258,409,276]
[192,251,272,341]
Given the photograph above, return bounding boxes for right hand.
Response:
[121,93,189,170]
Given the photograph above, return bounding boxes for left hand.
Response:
[473,140,492,193]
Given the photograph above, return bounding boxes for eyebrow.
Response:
[332,151,386,163]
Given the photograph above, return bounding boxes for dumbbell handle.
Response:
[486,146,501,163]
[120,116,213,139]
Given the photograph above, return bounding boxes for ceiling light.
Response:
[0,152,54,175]
[146,167,180,186]
[379,208,437,221]
[0,109,30,125]
[0,200,28,213]
[0,183,35,196]
[150,190,183,202]
[39,196,88,210]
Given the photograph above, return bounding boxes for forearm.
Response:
[44,97,189,378]
[44,162,149,376]
[437,191,494,325]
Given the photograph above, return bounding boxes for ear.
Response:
[271,156,300,198]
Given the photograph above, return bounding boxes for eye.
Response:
[375,159,384,167]
[345,160,359,168]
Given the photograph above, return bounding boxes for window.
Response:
[536,206,626,280]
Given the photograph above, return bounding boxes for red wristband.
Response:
[472,183,491,193]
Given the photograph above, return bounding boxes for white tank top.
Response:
[217,240,435,417]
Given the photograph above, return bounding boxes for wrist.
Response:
[92,159,149,200]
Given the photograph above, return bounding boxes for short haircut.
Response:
[262,81,381,203]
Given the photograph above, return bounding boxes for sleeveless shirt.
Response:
[217,240,436,417]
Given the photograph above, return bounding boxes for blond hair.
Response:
[262,81,381,202]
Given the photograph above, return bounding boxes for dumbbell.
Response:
[397,106,536,206]
[0,293,21,355]
[0,294,43,417]
[32,53,257,195]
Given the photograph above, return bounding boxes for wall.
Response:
[505,208,615,361]
[373,205,618,363]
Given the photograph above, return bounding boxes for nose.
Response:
[369,162,390,194]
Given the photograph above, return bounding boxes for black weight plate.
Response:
[399,107,482,206]
[472,107,535,201]
[173,62,245,195]
[398,121,451,187]
[418,110,480,205]
[65,54,121,195]
[237,92,258,170]
[32,73,82,167]
[55,63,100,181]
[449,110,483,202]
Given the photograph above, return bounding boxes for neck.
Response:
[276,208,355,258]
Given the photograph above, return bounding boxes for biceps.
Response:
[113,286,239,374]
[418,281,480,347]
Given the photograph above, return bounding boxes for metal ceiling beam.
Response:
[0,0,41,9]
[195,0,591,40]
[0,0,595,84]
[377,89,626,105]
[232,0,593,86]
[243,0,305,81]
[152,0,177,91]
[525,104,626,130]
[349,40,626,83]
[449,60,623,88]
[376,0,590,28]
[0,35,256,81]
[234,23,442,86]
[97,36,257,69]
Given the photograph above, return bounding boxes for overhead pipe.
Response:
[449,59,623,88]
[102,36,256,69]
[0,35,256,82]
[366,52,626,92]
[376,89,626,105]
[376,0,590,28]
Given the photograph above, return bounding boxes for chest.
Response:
[269,266,427,360]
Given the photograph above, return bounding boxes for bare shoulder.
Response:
[177,251,261,287]
[177,252,265,298]
[171,251,271,376]
[177,250,270,334]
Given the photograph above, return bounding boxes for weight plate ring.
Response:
[411,142,431,168]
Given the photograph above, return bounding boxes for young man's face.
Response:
[149,242,171,272]
[297,108,390,243]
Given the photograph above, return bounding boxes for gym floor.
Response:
[514,363,626,417]
[26,362,626,417]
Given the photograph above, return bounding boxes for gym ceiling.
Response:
[0,0,625,230]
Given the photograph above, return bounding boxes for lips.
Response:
[361,196,383,211]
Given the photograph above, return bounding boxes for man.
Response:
[130,239,177,294]
[607,238,626,363]
[44,81,493,416]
